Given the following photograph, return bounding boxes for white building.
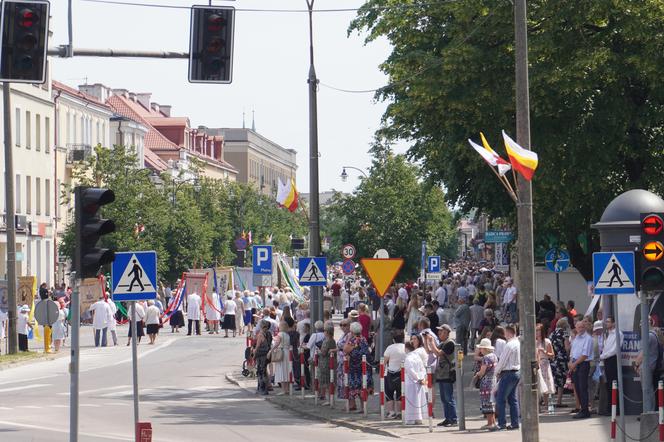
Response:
[0,81,55,286]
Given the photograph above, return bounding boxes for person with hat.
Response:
[473,338,498,430]
[425,323,458,427]
[403,340,427,425]
[17,305,32,352]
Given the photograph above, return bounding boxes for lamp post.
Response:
[171,177,200,207]
[340,166,368,182]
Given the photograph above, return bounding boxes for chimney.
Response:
[151,102,160,113]
[111,88,130,99]
[78,83,111,102]
[129,92,138,102]
[136,93,151,110]
[160,105,172,117]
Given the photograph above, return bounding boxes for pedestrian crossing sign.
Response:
[592,251,636,295]
[298,257,327,286]
[112,251,158,301]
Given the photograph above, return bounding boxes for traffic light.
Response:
[640,213,664,291]
[188,5,235,84]
[0,0,50,83]
[74,187,116,279]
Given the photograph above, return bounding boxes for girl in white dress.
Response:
[272,321,291,395]
[404,341,427,424]
[52,300,68,352]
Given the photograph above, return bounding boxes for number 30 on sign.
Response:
[342,244,356,260]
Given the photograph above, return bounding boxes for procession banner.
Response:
[184,273,208,299]
[79,278,103,315]
[189,269,214,297]
[17,276,35,307]
[216,267,234,294]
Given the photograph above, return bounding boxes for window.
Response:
[102,123,106,145]
[15,174,21,213]
[36,177,41,215]
[80,116,84,144]
[96,121,100,144]
[35,114,41,151]
[66,112,71,144]
[56,110,61,146]
[45,117,50,152]
[15,108,20,146]
[26,111,31,148]
[73,114,77,144]
[45,179,50,216]
[36,239,42,284]
[56,179,61,219]
[45,241,51,286]
[25,176,31,214]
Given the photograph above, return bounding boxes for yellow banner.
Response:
[79,278,103,316]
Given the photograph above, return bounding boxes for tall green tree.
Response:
[351,0,664,279]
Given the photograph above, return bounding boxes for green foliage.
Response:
[325,148,457,278]
[351,0,664,279]
[59,145,308,283]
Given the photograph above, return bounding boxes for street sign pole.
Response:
[131,301,140,432]
[514,0,539,439]
[641,290,652,412]
[613,296,626,442]
[379,297,384,360]
[69,273,79,442]
[555,272,560,303]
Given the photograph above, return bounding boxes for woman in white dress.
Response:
[405,296,422,335]
[205,292,221,334]
[105,297,118,346]
[404,341,427,425]
[234,292,245,336]
[536,323,556,410]
[272,321,291,395]
[52,300,68,352]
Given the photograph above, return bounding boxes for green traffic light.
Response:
[642,267,664,290]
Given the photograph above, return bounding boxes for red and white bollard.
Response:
[246,335,251,348]
[329,355,336,408]
[658,380,664,442]
[611,380,617,441]
[314,353,319,406]
[401,363,406,425]
[300,352,306,399]
[362,355,368,417]
[344,359,350,413]
[379,357,385,420]
[288,346,294,396]
[427,367,434,433]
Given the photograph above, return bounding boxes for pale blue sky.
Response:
[49,0,405,193]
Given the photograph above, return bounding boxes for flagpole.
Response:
[485,164,518,202]
[502,174,518,202]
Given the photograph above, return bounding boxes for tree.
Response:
[351,0,664,280]
[328,146,457,278]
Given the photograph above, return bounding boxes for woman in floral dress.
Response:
[473,338,498,430]
[335,319,351,400]
[344,322,372,411]
[550,317,571,407]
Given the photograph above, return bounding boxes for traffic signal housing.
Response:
[74,187,116,279]
[188,5,235,84]
[0,0,50,83]
[640,213,664,291]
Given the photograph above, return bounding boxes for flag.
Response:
[276,178,298,212]
[248,231,252,244]
[468,138,511,176]
[502,130,539,181]
[480,132,512,176]
[266,234,273,243]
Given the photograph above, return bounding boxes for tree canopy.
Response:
[350,0,664,279]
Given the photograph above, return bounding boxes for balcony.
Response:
[66,144,92,165]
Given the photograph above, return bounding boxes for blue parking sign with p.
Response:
[428,256,441,273]
[253,245,273,275]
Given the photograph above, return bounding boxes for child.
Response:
[17,305,32,351]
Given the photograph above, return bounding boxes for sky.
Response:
[48,0,406,194]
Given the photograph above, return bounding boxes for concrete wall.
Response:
[534,266,591,313]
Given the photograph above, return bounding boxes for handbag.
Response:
[269,346,284,362]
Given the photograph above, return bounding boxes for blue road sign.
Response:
[593,251,636,295]
[545,249,570,273]
[428,256,441,273]
[342,259,355,275]
[112,251,158,301]
[298,257,327,286]
[252,245,273,275]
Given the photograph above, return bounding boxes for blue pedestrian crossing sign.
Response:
[592,251,636,295]
[112,251,158,301]
[545,249,570,273]
[428,256,441,273]
[298,257,327,286]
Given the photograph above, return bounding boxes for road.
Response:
[0,327,389,442]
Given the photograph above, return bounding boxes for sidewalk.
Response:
[226,360,619,441]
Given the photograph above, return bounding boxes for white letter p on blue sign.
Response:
[253,245,273,275]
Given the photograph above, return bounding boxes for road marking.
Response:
[0,407,11,410]
[0,375,57,387]
[0,420,133,441]
[58,384,132,396]
[80,403,101,407]
[15,405,42,409]
[0,383,51,393]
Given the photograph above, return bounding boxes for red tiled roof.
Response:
[189,150,238,173]
[143,149,169,172]
[145,117,190,127]
[52,80,110,108]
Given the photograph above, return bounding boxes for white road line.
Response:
[58,384,132,396]
[0,406,11,410]
[0,383,51,393]
[0,420,133,441]
[15,405,42,409]
[80,403,101,408]
[0,375,57,387]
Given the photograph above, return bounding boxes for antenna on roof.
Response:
[242,109,246,129]
[252,109,256,132]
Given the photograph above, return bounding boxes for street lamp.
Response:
[171,177,200,207]
[340,165,368,182]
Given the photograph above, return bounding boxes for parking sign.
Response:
[252,245,273,275]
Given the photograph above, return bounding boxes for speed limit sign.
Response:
[342,244,356,260]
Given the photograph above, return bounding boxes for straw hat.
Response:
[477,338,494,351]
[349,310,359,318]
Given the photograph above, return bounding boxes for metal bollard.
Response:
[362,355,368,417]
[401,362,406,425]
[379,357,385,420]
[300,352,305,399]
[314,353,319,406]
[659,380,664,442]
[456,346,466,430]
[330,355,335,408]
[344,359,350,413]
[611,380,617,441]
[427,367,433,433]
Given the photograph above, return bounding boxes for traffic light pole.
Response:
[306,0,323,324]
[69,273,80,442]
[2,83,18,355]
[514,1,539,440]
[641,289,653,412]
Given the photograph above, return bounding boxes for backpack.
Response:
[435,340,456,382]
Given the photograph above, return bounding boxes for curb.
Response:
[225,372,399,438]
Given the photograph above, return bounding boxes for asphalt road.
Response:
[0,326,392,442]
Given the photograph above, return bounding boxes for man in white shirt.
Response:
[398,284,409,304]
[493,325,520,431]
[569,320,593,419]
[502,278,518,323]
[435,282,447,308]
[600,316,623,415]
[90,296,112,347]
[186,292,202,336]
[307,320,325,361]
[383,333,406,418]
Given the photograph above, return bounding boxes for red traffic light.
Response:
[207,14,225,32]
[17,8,38,28]
[643,214,664,236]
